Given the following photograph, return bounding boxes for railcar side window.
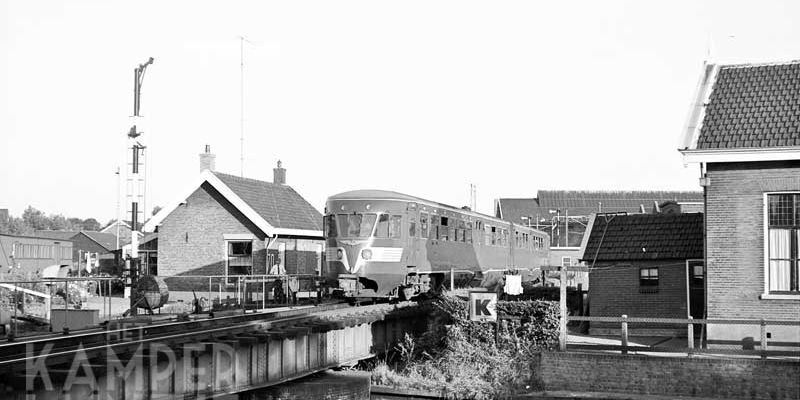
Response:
[409,218,417,238]
[420,213,429,238]
[491,226,497,245]
[375,214,390,238]
[390,215,402,238]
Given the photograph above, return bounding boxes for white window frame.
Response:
[761,192,800,300]
[224,234,255,284]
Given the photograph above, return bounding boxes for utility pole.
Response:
[115,167,121,252]
[127,57,154,316]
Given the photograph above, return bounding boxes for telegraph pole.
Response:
[127,57,154,316]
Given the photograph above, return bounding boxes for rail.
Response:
[0,300,356,372]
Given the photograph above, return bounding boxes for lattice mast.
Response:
[127,57,154,316]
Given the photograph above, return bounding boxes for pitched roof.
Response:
[680,60,800,162]
[79,231,119,252]
[580,213,703,262]
[213,172,322,232]
[33,230,80,241]
[144,169,323,237]
[496,190,704,223]
[698,62,800,149]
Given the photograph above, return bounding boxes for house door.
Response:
[688,260,705,319]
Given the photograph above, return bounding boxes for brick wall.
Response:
[158,183,268,292]
[157,183,324,294]
[588,260,688,335]
[70,233,111,262]
[705,161,800,344]
[538,351,800,399]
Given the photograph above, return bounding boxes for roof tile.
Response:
[697,61,800,150]
[582,213,703,262]
[213,172,322,232]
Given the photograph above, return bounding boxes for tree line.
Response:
[0,206,105,235]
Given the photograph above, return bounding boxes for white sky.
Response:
[2,0,800,223]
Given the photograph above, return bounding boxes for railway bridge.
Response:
[0,302,425,399]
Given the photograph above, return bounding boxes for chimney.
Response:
[199,145,216,172]
[273,160,286,184]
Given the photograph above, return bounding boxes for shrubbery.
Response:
[370,293,559,399]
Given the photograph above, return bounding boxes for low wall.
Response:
[538,351,800,400]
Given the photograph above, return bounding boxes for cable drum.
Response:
[135,275,169,309]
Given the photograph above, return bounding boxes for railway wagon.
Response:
[323,190,550,299]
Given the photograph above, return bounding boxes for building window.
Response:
[227,240,253,281]
[562,257,572,268]
[639,267,659,286]
[767,193,800,293]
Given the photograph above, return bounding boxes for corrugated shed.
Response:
[497,190,704,222]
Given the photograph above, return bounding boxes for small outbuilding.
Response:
[144,148,324,301]
[579,212,704,335]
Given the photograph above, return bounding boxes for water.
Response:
[240,370,371,400]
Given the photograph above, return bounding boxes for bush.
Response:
[371,293,559,399]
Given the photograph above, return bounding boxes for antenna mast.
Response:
[239,36,245,177]
[470,184,477,212]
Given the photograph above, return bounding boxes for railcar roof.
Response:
[328,190,549,236]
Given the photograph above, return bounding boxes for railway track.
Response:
[0,301,421,373]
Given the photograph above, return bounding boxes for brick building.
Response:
[680,60,800,347]
[144,149,324,300]
[579,212,704,335]
[495,190,703,288]
[0,233,74,277]
[34,230,118,272]
[35,230,119,272]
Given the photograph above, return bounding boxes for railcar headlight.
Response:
[337,249,343,260]
[361,249,372,260]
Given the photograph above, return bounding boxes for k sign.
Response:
[469,292,497,322]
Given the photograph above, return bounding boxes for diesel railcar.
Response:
[323,190,550,299]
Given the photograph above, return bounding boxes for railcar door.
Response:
[405,204,419,267]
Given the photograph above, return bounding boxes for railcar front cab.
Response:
[324,199,433,299]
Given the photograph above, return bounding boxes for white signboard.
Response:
[469,292,497,322]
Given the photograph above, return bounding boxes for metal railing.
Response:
[566,315,800,358]
[162,274,329,312]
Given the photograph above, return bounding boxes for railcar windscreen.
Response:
[335,213,377,238]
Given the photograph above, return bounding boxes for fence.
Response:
[160,274,330,312]
[565,315,800,358]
